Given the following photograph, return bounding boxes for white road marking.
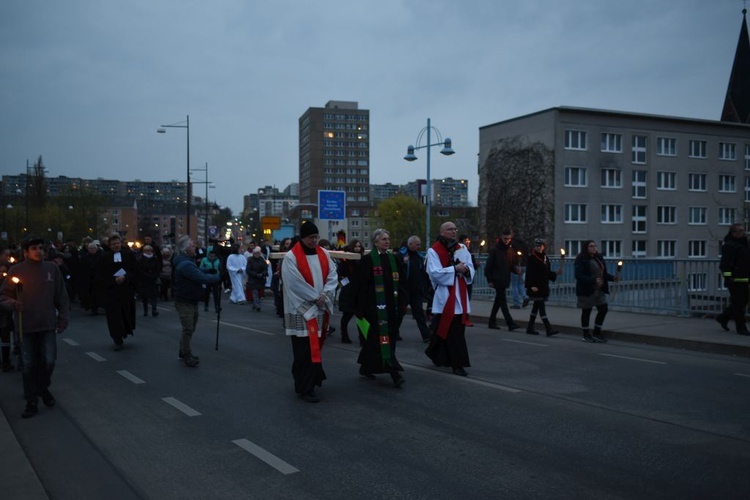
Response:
[501,338,549,347]
[62,338,79,346]
[404,363,522,393]
[86,352,106,362]
[735,373,750,378]
[117,370,145,384]
[219,321,275,336]
[232,438,300,475]
[599,353,666,365]
[162,397,201,416]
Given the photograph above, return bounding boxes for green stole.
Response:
[371,251,398,367]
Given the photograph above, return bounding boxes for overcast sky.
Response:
[0,0,746,214]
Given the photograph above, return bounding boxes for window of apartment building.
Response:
[688,240,707,258]
[564,166,587,187]
[112,209,119,215]
[564,203,588,223]
[601,240,622,257]
[688,273,707,292]
[656,171,677,190]
[565,130,587,150]
[564,240,584,256]
[656,137,677,156]
[600,133,622,153]
[601,204,623,223]
[632,170,647,198]
[719,207,737,225]
[719,142,737,161]
[719,174,736,192]
[745,144,750,170]
[656,206,677,224]
[688,207,707,225]
[688,173,707,191]
[689,140,707,158]
[632,205,647,233]
[657,240,676,258]
[632,240,647,257]
[600,168,622,188]
[631,135,647,164]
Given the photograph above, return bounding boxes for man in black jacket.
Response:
[484,229,520,331]
[718,223,750,335]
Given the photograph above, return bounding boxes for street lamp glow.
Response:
[403,118,455,246]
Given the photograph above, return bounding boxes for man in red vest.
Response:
[281,222,338,402]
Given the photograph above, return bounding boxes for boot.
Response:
[525,316,539,335]
[543,319,559,337]
[341,331,353,344]
[143,306,148,317]
[152,307,159,317]
[592,327,607,343]
[582,328,594,343]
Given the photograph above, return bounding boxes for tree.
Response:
[376,195,426,246]
[479,137,555,245]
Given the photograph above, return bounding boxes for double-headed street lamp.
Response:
[404,118,455,247]
[157,115,191,236]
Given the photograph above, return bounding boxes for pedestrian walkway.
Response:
[3,299,750,498]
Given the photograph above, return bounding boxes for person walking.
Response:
[336,239,363,344]
[226,245,247,305]
[245,246,268,312]
[355,229,407,387]
[199,250,222,313]
[425,222,475,376]
[93,234,138,351]
[172,236,222,367]
[484,229,520,331]
[510,235,529,308]
[281,222,338,403]
[717,223,750,335]
[524,238,562,336]
[0,236,70,418]
[397,235,432,342]
[136,244,162,317]
[574,240,618,343]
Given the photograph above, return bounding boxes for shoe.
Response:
[510,305,521,309]
[592,334,607,343]
[466,322,474,327]
[205,306,209,312]
[716,317,730,331]
[507,323,520,332]
[582,335,595,343]
[183,355,200,367]
[423,337,431,344]
[452,367,468,377]
[359,366,375,380]
[22,401,38,419]
[152,311,159,317]
[341,334,353,344]
[395,335,403,341]
[522,297,530,308]
[114,341,123,351]
[41,390,55,407]
[391,373,405,388]
[488,323,501,330]
[301,390,319,403]
[143,310,148,317]
[525,329,539,335]
[546,329,560,337]
[327,327,336,336]
[178,350,200,361]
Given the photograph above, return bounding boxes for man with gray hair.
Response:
[173,236,222,367]
[397,235,431,342]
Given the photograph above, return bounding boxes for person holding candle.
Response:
[717,223,750,336]
[574,240,618,343]
[0,236,70,419]
[524,238,562,336]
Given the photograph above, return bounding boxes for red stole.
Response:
[431,241,470,339]
[291,243,330,363]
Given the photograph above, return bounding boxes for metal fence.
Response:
[470,256,727,317]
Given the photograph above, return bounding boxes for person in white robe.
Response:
[226,245,247,304]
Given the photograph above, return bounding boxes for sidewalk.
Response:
[3,300,750,498]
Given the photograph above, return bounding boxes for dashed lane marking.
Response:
[232,438,300,475]
[218,321,275,336]
[599,353,667,365]
[62,338,79,346]
[86,352,107,362]
[735,373,750,378]
[162,397,201,416]
[117,370,145,384]
[501,338,549,347]
[402,363,522,393]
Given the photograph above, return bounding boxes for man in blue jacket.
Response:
[173,236,221,367]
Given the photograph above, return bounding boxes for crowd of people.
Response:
[0,222,632,414]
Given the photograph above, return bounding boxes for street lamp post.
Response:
[157,115,191,236]
[191,162,215,248]
[403,118,455,247]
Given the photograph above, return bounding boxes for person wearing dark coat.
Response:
[93,234,139,350]
[396,236,432,342]
[717,223,750,335]
[78,241,102,314]
[336,239,363,344]
[484,229,520,331]
[524,238,562,336]
[136,244,162,317]
[355,229,407,388]
[574,240,618,343]
[245,247,268,311]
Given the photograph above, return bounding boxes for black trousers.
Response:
[489,287,514,326]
